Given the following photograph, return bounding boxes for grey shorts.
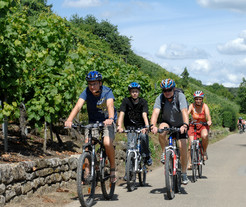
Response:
[84,122,116,140]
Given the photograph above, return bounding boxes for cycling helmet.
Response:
[239,117,242,120]
[128,82,141,91]
[160,79,175,90]
[85,71,102,82]
[193,90,205,98]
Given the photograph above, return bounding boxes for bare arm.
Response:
[180,108,189,133]
[204,103,212,126]
[142,112,149,126]
[65,98,85,128]
[117,111,125,132]
[151,108,160,134]
[104,98,114,125]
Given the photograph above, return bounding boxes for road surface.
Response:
[64,133,246,207]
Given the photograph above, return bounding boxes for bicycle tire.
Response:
[77,152,96,207]
[198,147,203,178]
[174,150,181,193]
[165,150,175,199]
[100,151,115,200]
[138,160,146,186]
[191,144,197,183]
[126,152,136,191]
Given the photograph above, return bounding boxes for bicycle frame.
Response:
[165,135,178,175]
[125,128,142,173]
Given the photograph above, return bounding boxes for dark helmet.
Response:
[128,82,141,91]
[193,90,205,98]
[160,79,175,90]
[85,71,102,82]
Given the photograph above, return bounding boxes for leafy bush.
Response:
[222,106,237,131]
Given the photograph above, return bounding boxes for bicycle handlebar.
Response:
[190,121,208,126]
[64,122,105,129]
[122,125,153,134]
[158,127,180,134]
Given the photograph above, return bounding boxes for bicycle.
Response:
[69,122,115,207]
[158,127,181,199]
[238,123,244,134]
[189,121,208,183]
[123,127,149,191]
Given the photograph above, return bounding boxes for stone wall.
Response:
[0,155,79,207]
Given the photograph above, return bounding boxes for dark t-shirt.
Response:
[79,85,117,123]
[119,97,148,128]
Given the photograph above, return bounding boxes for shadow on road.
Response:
[150,186,188,200]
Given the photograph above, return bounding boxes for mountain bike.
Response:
[123,127,149,191]
[69,122,115,207]
[238,123,244,134]
[158,127,181,199]
[190,121,208,183]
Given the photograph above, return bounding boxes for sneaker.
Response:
[146,157,152,166]
[181,173,189,185]
[160,152,165,164]
[123,174,127,181]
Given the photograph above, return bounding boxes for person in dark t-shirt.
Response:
[65,71,117,183]
[117,82,152,180]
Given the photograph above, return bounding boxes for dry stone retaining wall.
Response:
[0,155,79,207]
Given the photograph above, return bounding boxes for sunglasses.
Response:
[163,88,173,93]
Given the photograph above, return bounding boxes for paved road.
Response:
[64,133,246,207]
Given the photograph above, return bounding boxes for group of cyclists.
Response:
[64,70,212,186]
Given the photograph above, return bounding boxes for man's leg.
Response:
[187,135,194,169]
[140,133,152,166]
[178,138,189,185]
[158,123,169,163]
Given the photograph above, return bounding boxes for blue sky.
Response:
[47,0,246,87]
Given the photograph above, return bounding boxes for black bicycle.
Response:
[190,121,208,182]
[70,122,115,207]
[158,127,181,199]
[123,127,148,191]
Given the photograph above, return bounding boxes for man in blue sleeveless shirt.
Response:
[65,71,117,183]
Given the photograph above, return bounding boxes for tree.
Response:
[237,78,246,113]
[180,67,189,89]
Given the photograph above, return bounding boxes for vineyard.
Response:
[0,0,241,153]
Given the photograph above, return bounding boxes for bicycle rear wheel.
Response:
[77,152,96,207]
[165,150,175,199]
[191,144,198,183]
[100,151,115,200]
[198,147,203,178]
[138,160,146,186]
[126,152,136,191]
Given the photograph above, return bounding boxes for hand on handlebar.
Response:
[117,126,124,133]
[64,120,73,128]
[151,126,158,134]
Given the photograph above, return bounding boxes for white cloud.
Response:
[197,0,246,13]
[190,59,211,72]
[156,43,209,60]
[63,0,102,8]
[217,30,246,54]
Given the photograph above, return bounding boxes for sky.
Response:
[46,0,246,87]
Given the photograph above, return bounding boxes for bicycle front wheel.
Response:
[77,152,96,207]
[198,147,203,178]
[126,152,136,191]
[100,152,115,200]
[191,145,198,183]
[165,150,175,199]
